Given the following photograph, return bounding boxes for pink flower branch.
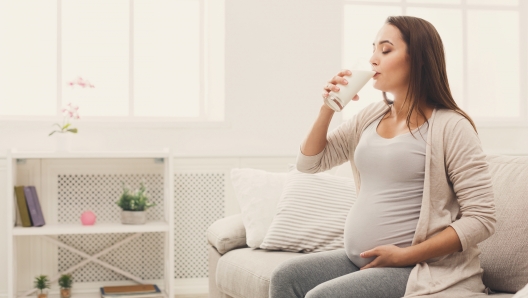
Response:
[50,77,94,136]
[67,76,95,88]
[50,102,81,136]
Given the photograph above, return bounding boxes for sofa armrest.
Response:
[207,213,248,255]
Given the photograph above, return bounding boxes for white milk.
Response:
[325,70,375,112]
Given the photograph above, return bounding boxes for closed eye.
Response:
[372,48,392,54]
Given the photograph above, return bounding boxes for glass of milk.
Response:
[324,60,375,112]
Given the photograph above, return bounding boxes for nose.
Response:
[370,53,378,67]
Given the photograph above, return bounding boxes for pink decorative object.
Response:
[81,211,96,225]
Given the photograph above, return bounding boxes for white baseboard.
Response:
[174,278,209,294]
[3,278,209,298]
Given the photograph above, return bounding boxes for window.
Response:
[342,0,527,126]
[0,0,225,123]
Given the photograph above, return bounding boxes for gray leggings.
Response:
[269,248,414,298]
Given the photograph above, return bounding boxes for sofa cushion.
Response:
[212,248,516,298]
[478,155,528,293]
[216,248,302,298]
[207,214,248,255]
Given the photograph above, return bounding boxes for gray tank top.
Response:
[344,113,429,268]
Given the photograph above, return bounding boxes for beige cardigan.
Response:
[296,101,496,297]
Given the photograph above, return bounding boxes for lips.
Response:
[373,72,380,78]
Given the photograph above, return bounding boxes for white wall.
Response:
[0,0,345,157]
[478,126,528,155]
[0,0,526,156]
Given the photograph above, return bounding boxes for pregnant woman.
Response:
[269,16,496,298]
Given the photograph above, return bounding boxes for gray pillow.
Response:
[478,155,528,293]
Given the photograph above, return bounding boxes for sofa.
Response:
[206,155,528,298]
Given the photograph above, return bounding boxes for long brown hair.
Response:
[384,16,477,133]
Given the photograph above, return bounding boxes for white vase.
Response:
[121,211,146,225]
[54,133,72,152]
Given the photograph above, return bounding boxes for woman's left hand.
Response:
[359,244,413,270]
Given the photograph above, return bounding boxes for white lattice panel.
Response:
[174,173,225,278]
[58,174,164,223]
[57,233,164,282]
[57,174,164,282]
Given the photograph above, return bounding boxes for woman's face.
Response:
[370,24,410,95]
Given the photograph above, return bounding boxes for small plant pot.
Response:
[60,288,71,298]
[121,210,146,225]
[38,294,47,298]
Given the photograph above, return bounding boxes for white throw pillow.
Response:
[260,167,356,253]
[230,168,288,248]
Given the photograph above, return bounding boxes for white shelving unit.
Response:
[6,149,175,298]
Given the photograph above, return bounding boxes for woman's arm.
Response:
[444,118,496,251]
[359,227,462,270]
[296,104,358,173]
[402,226,462,264]
[297,70,359,174]
[300,104,335,156]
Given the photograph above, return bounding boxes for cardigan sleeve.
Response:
[296,116,356,174]
[445,118,496,252]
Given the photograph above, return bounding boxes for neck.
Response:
[392,98,412,116]
[385,90,413,118]
[385,91,431,123]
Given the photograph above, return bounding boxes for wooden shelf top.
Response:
[12,221,169,236]
[8,149,171,159]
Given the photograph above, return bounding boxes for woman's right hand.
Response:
[321,69,360,102]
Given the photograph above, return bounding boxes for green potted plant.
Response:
[116,182,155,225]
[58,273,73,298]
[34,275,50,298]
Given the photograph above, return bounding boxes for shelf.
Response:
[8,149,170,159]
[6,148,176,298]
[17,290,169,298]
[12,221,169,236]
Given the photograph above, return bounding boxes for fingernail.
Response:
[343,80,348,84]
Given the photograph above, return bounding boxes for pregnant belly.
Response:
[343,198,419,268]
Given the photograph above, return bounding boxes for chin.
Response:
[372,80,393,93]
[372,82,385,92]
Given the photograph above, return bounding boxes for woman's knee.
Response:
[269,258,311,297]
[270,259,300,288]
[305,284,331,298]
